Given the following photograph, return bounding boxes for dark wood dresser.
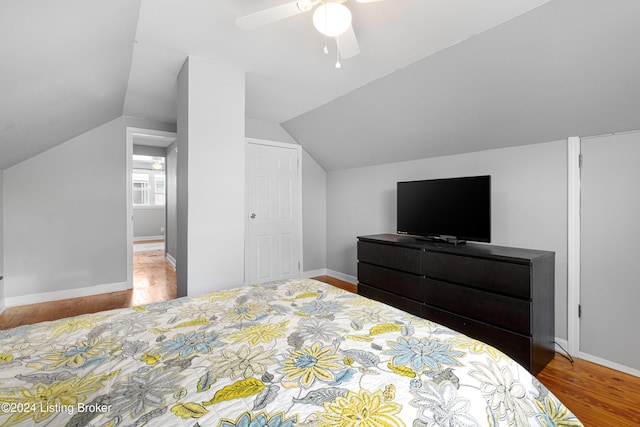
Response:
[357,233,555,375]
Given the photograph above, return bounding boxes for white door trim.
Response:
[125,127,177,289]
[244,138,303,284]
[567,136,581,356]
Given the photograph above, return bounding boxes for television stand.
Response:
[356,233,555,375]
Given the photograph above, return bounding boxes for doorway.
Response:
[125,127,177,289]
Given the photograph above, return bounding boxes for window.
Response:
[132,155,165,207]
[155,175,165,205]
[132,173,150,205]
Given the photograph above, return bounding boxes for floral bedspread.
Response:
[0,278,582,426]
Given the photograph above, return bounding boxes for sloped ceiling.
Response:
[123,0,553,125]
[0,0,141,170]
[2,0,639,171]
[283,0,640,169]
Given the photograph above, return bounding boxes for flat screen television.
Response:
[397,175,491,243]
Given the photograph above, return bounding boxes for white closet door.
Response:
[581,131,640,372]
[246,141,301,284]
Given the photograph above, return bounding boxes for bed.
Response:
[0,278,582,426]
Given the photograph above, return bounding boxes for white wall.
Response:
[327,140,568,339]
[5,117,127,299]
[246,118,327,274]
[176,62,189,297]
[246,118,297,144]
[177,56,245,297]
[133,145,166,157]
[133,207,165,239]
[3,116,174,303]
[301,149,327,272]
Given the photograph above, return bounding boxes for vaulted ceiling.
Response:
[2,0,639,170]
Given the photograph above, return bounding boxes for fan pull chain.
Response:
[323,35,328,54]
[335,36,341,68]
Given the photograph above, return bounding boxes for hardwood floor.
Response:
[312,274,358,293]
[132,248,177,305]
[537,353,640,426]
[1,271,638,426]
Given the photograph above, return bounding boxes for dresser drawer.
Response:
[422,305,532,371]
[424,279,531,335]
[358,241,421,274]
[422,252,531,299]
[358,262,423,301]
[358,283,423,318]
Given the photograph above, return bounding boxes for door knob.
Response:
[250,213,256,219]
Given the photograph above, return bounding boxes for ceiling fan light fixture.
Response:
[313,2,352,37]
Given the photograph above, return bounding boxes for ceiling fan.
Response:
[235,0,384,68]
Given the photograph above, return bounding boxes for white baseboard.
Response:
[301,268,357,285]
[554,337,569,354]
[5,281,130,307]
[553,337,639,377]
[326,269,357,284]
[301,268,328,278]
[166,253,177,267]
[134,235,164,242]
[577,350,640,378]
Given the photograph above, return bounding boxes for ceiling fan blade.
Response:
[235,1,305,31]
[337,25,360,58]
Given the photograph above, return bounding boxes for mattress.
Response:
[0,278,582,426]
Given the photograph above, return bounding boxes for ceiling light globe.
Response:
[313,3,352,37]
